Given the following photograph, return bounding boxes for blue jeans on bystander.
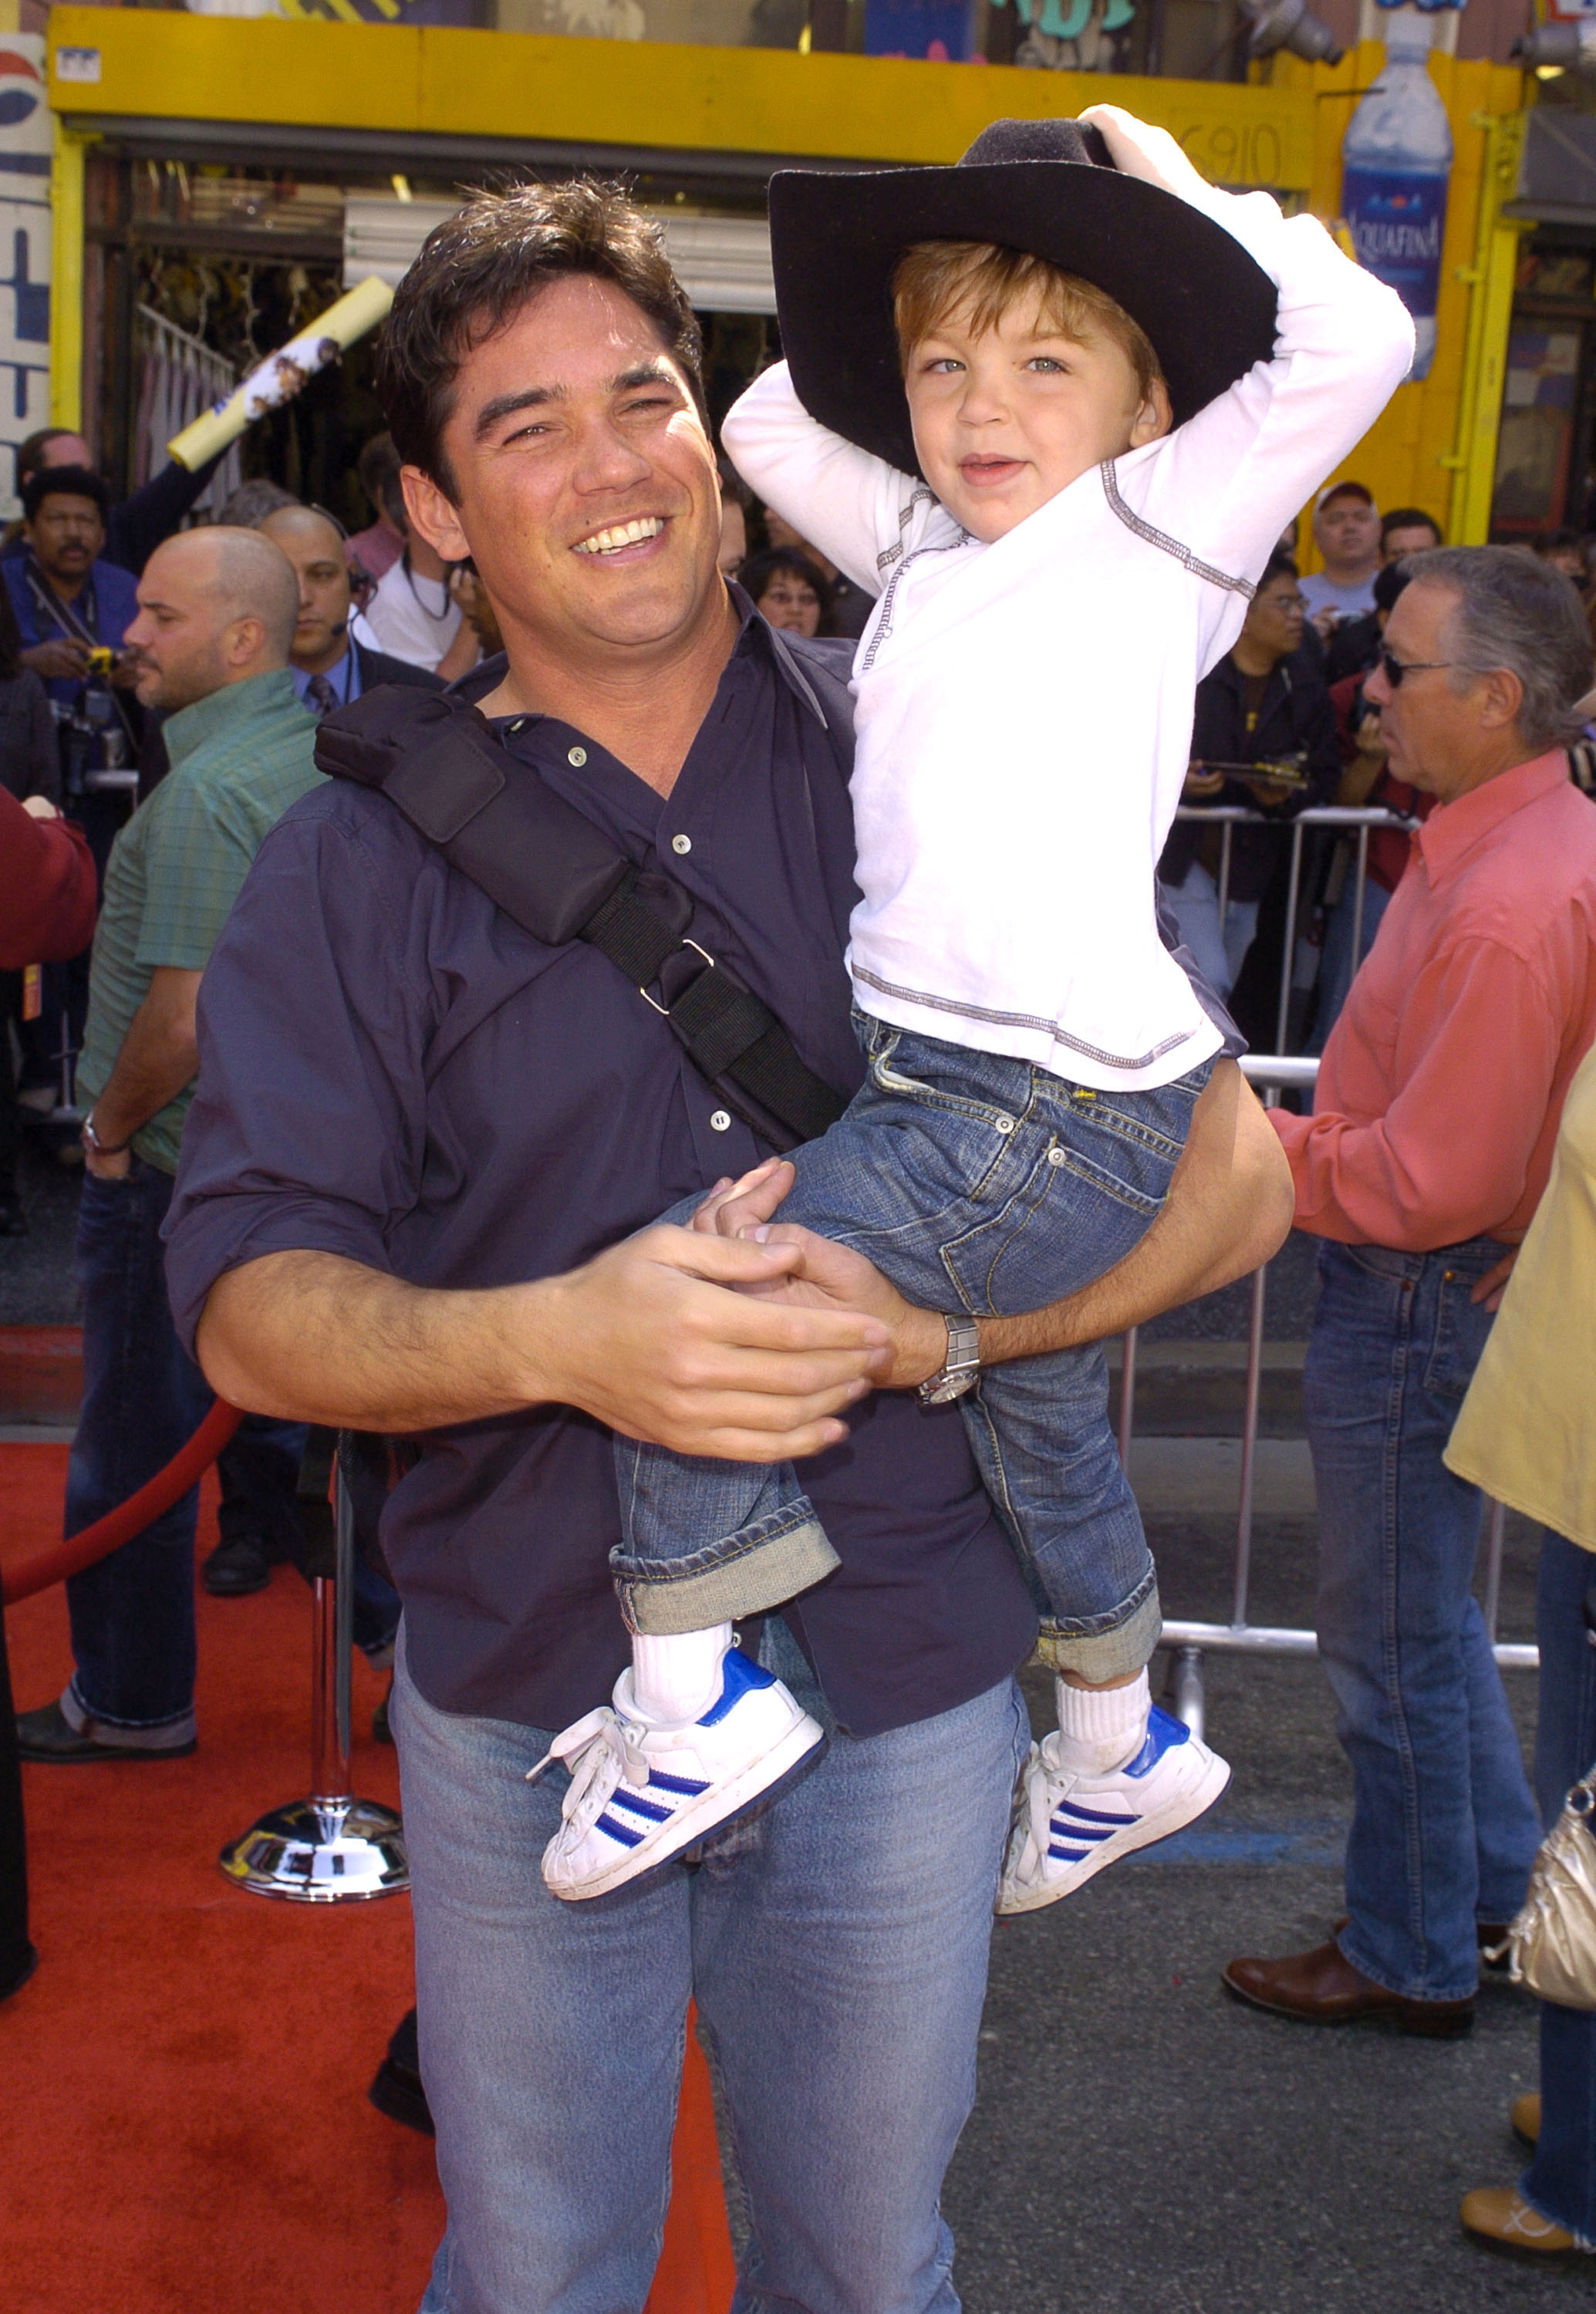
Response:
[394,1614,1029,2314]
[63,1160,305,1737]
[1304,1236,1540,2003]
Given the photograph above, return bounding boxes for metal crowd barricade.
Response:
[1143,801,1534,1736]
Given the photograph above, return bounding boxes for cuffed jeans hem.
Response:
[1519,2171,1596,2254]
[62,1678,197,1747]
[1332,1924,1477,2009]
[611,1508,841,1636]
[1031,1580,1161,1682]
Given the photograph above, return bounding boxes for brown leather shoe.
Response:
[1512,2093,1542,2148]
[1460,2188,1582,2258]
[1223,1939,1475,2038]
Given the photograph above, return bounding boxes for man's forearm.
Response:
[93,976,200,1147]
[198,1250,555,1430]
[197,1232,894,1462]
[976,1063,1294,1364]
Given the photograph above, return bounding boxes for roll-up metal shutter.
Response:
[343,194,775,312]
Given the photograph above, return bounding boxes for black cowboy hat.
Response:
[768,116,1280,480]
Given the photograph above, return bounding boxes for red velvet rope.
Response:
[2,1400,245,1606]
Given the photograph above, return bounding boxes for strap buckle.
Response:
[636,937,715,1017]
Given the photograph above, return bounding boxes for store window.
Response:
[1490,244,1596,538]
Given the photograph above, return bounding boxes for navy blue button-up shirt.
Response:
[166,609,1046,1736]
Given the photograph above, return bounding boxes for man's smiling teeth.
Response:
[575,517,665,555]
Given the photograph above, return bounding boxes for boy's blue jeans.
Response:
[615,1014,1211,1682]
[1523,1531,1596,2248]
[1304,1237,1540,2004]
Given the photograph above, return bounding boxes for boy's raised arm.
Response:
[1081,105,1414,592]
[722,360,953,598]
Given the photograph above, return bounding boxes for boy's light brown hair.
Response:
[892,241,1163,401]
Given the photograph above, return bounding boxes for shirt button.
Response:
[994,1115,1015,1135]
[568,745,587,767]
[709,1109,732,1133]
[508,717,526,734]
[671,833,692,855]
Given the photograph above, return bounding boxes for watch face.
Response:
[922,1370,978,1407]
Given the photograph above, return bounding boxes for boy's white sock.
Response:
[630,1624,734,1727]
[1051,1669,1151,1776]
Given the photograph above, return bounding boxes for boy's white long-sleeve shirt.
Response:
[722,186,1413,1091]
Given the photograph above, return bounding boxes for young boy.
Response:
[535,108,1412,1908]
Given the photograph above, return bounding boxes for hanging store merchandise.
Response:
[132,305,241,521]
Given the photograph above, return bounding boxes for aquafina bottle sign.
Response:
[1341,170,1446,323]
[1340,8,1454,380]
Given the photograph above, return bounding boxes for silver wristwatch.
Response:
[918,1316,982,1406]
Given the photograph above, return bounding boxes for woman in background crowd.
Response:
[1159,550,1338,1026]
[738,545,832,639]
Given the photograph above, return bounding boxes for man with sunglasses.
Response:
[1225,546,1596,2040]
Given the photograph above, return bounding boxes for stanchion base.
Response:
[219,1796,408,1902]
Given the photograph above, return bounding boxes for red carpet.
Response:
[0,1441,734,2314]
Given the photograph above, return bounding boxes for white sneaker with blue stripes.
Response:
[997,1704,1230,1918]
[532,1648,825,1902]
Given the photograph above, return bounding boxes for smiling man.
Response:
[164,180,1294,2314]
[1226,548,1596,2042]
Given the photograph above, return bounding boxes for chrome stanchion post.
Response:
[46,1005,81,1129]
[1483,1498,1507,1646]
[1171,1646,1206,1743]
[1117,1326,1138,1473]
[1233,1264,1267,1633]
[220,1433,408,1902]
[1349,823,1370,982]
[1274,818,1306,1057]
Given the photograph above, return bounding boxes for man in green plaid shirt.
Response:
[19,528,326,1764]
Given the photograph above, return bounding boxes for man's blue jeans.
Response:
[616,1015,1210,1681]
[393,1615,1030,2314]
[1523,1532,1596,2248]
[1304,1237,1540,2002]
[64,1161,304,1735]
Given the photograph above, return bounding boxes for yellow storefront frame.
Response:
[45,7,1531,541]
[45,5,1314,184]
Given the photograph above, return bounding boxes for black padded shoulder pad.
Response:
[315,684,633,949]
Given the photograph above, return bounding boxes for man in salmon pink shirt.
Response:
[1225,548,1596,2039]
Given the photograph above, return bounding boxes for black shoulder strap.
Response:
[315,687,847,1153]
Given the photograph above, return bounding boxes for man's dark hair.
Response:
[1372,560,1411,616]
[1255,550,1299,592]
[358,430,400,509]
[1380,505,1441,552]
[22,464,108,524]
[376,179,706,498]
[15,427,79,492]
